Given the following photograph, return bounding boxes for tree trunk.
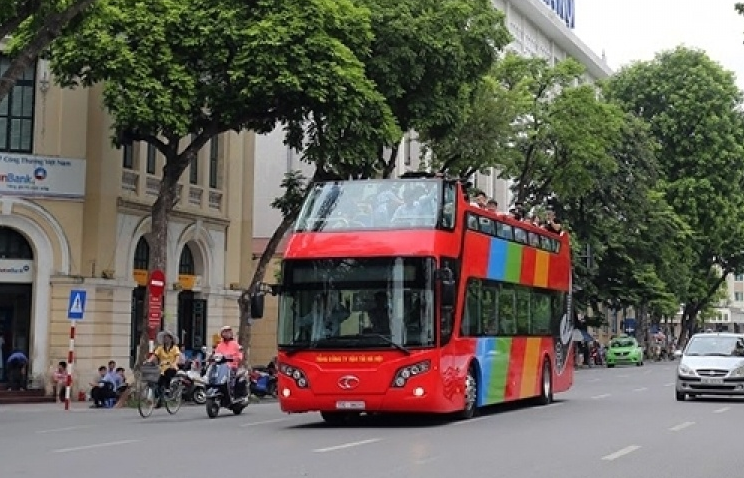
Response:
[236,213,296,368]
[637,303,650,359]
[0,0,98,101]
[136,167,180,368]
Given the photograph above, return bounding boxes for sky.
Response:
[573,0,744,89]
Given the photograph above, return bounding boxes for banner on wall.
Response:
[0,259,34,283]
[0,153,86,199]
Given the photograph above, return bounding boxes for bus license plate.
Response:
[336,401,365,410]
[701,378,723,385]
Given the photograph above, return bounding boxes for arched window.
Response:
[0,226,33,259]
[179,244,195,275]
[133,237,149,270]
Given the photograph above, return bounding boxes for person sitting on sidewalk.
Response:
[114,367,131,408]
[52,361,69,403]
[89,366,116,408]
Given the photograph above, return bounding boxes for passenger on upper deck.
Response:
[543,209,562,234]
[470,190,488,208]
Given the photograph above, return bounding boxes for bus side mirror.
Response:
[250,293,265,319]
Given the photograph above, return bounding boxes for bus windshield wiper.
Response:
[351,333,411,355]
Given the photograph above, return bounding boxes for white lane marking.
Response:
[313,438,381,453]
[644,370,652,375]
[536,402,565,410]
[633,387,648,392]
[37,425,96,434]
[591,394,611,399]
[713,407,731,414]
[452,416,492,425]
[618,374,629,378]
[602,445,641,461]
[588,378,601,382]
[669,421,695,432]
[53,439,139,454]
[663,382,674,387]
[240,417,292,427]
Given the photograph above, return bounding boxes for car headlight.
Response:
[730,366,744,378]
[678,364,696,377]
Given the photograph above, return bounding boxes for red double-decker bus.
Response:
[275,176,574,423]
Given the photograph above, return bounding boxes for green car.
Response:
[606,336,644,368]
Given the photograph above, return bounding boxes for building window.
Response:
[736,292,743,302]
[0,226,33,259]
[0,57,36,153]
[133,237,150,270]
[209,137,219,189]
[189,134,199,185]
[122,144,134,169]
[146,143,157,174]
[736,274,744,282]
[179,244,195,275]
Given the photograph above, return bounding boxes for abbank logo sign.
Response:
[0,167,48,185]
[542,0,576,29]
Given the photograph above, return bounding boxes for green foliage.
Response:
[357,0,511,175]
[50,0,382,153]
[607,46,744,332]
[424,53,625,207]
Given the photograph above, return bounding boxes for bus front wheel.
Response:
[457,366,478,420]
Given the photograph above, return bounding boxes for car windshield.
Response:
[294,180,442,232]
[610,339,635,348]
[685,336,744,357]
[278,257,436,349]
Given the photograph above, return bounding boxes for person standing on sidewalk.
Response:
[6,350,28,391]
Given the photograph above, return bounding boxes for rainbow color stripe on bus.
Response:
[467,233,571,291]
[474,337,556,406]
[462,226,573,407]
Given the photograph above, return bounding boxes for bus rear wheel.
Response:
[457,367,478,420]
[535,359,553,406]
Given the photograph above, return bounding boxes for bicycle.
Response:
[137,363,184,418]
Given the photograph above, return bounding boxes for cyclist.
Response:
[145,330,181,406]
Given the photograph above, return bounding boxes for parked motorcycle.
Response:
[249,367,277,398]
[175,361,207,405]
[204,353,250,418]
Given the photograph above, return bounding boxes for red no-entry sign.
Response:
[147,269,165,332]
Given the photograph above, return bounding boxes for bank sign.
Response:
[0,153,86,199]
[542,0,575,29]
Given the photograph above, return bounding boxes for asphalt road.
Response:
[1,362,742,478]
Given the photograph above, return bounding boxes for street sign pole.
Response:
[147,270,166,355]
[65,289,87,411]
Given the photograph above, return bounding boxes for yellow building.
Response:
[0,55,265,393]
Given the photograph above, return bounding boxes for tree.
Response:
[359,0,511,178]
[607,46,744,345]
[243,0,512,358]
[424,53,625,207]
[0,0,98,101]
[50,0,389,367]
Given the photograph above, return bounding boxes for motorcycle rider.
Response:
[213,325,245,397]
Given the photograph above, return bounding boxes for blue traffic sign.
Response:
[67,289,87,320]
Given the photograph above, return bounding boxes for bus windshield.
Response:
[278,257,436,350]
[294,180,441,232]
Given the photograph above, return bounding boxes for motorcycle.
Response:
[174,360,207,405]
[249,367,277,398]
[204,353,250,418]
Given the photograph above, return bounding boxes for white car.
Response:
[675,332,744,401]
